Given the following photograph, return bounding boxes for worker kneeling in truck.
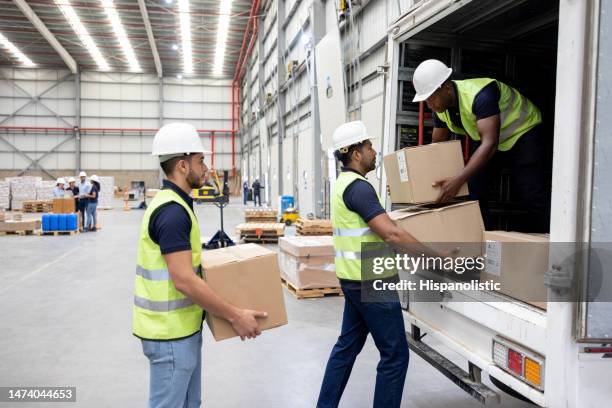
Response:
[318,121,426,408]
[413,59,550,233]
[133,123,267,408]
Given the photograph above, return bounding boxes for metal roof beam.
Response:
[137,0,162,78]
[12,0,78,73]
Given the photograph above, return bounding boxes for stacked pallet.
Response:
[244,208,278,223]
[0,181,9,210]
[296,219,333,236]
[22,200,54,213]
[235,222,285,243]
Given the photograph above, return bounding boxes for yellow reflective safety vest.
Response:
[436,78,541,151]
[331,171,393,281]
[132,188,204,340]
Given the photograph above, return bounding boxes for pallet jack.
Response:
[199,170,235,249]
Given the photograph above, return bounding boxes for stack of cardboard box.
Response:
[0,212,41,233]
[384,141,548,309]
[0,181,9,210]
[278,236,339,290]
[53,198,76,214]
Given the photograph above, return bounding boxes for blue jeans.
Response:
[78,200,87,229]
[141,332,202,408]
[86,202,97,230]
[243,189,248,204]
[317,281,409,408]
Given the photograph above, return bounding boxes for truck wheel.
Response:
[489,375,536,405]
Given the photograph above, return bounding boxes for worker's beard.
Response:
[186,169,203,189]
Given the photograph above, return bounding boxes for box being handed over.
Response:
[201,244,288,341]
[383,140,469,204]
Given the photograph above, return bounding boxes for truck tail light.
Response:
[492,337,545,391]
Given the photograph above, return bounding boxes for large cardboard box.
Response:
[0,219,41,232]
[388,200,484,258]
[278,236,338,289]
[201,244,288,341]
[53,198,75,214]
[383,140,469,204]
[481,231,549,310]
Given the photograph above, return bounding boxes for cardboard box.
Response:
[0,219,41,232]
[480,231,549,310]
[388,200,484,258]
[278,235,335,257]
[383,140,469,204]
[201,244,288,341]
[53,198,75,214]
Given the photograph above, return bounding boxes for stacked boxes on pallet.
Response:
[36,180,56,200]
[7,176,41,210]
[0,181,9,210]
[98,176,115,209]
[278,236,340,290]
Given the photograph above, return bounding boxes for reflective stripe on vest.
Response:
[331,171,394,281]
[437,78,541,151]
[132,189,203,340]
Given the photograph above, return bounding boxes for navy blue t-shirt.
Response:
[89,183,99,204]
[148,180,193,255]
[341,169,386,223]
[433,81,501,130]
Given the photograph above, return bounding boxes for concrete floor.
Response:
[0,197,534,408]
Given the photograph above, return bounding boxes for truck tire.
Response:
[489,375,536,405]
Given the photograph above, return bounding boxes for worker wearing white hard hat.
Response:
[412,59,549,232]
[319,121,435,407]
[77,171,91,231]
[134,123,266,407]
[66,176,79,204]
[53,178,66,198]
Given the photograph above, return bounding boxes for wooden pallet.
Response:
[295,219,332,236]
[22,200,53,213]
[245,216,278,223]
[38,230,79,236]
[0,229,37,236]
[244,209,278,223]
[281,278,343,299]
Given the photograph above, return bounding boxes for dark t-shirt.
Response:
[148,180,193,255]
[433,81,501,130]
[341,169,386,223]
[89,183,99,204]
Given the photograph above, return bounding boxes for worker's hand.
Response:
[433,177,463,203]
[231,308,268,341]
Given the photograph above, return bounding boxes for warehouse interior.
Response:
[1,0,610,407]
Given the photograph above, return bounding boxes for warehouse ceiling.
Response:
[0,0,254,78]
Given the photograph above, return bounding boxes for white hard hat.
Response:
[56,178,66,185]
[412,59,453,102]
[68,177,76,183]
[152,123,211,159]
[79,171,87,177]
[332,121,375,151]
[90,175,100,183]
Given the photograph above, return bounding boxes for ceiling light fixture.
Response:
[55,0,110,71]
[172,44,179,50]
[178,0,193,74]
[213,0,233,76]
[0,32,35,67]
[101,0,141,72]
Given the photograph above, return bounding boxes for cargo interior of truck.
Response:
[396,0,559,231]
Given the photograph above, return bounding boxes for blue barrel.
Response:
[58,214,67,231]
[49,214,59,231]
[42,214,50,232]
[280,195,295,213]
[67,214,78,231]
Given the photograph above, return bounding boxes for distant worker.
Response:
[318,121,430,408]
[77,171,91,231]
[86,175,100,232]
[53,178,66,197]
[252,179,261,206]
[242,180,249,205]
[412,59,550,232]
[133,123,267,407]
